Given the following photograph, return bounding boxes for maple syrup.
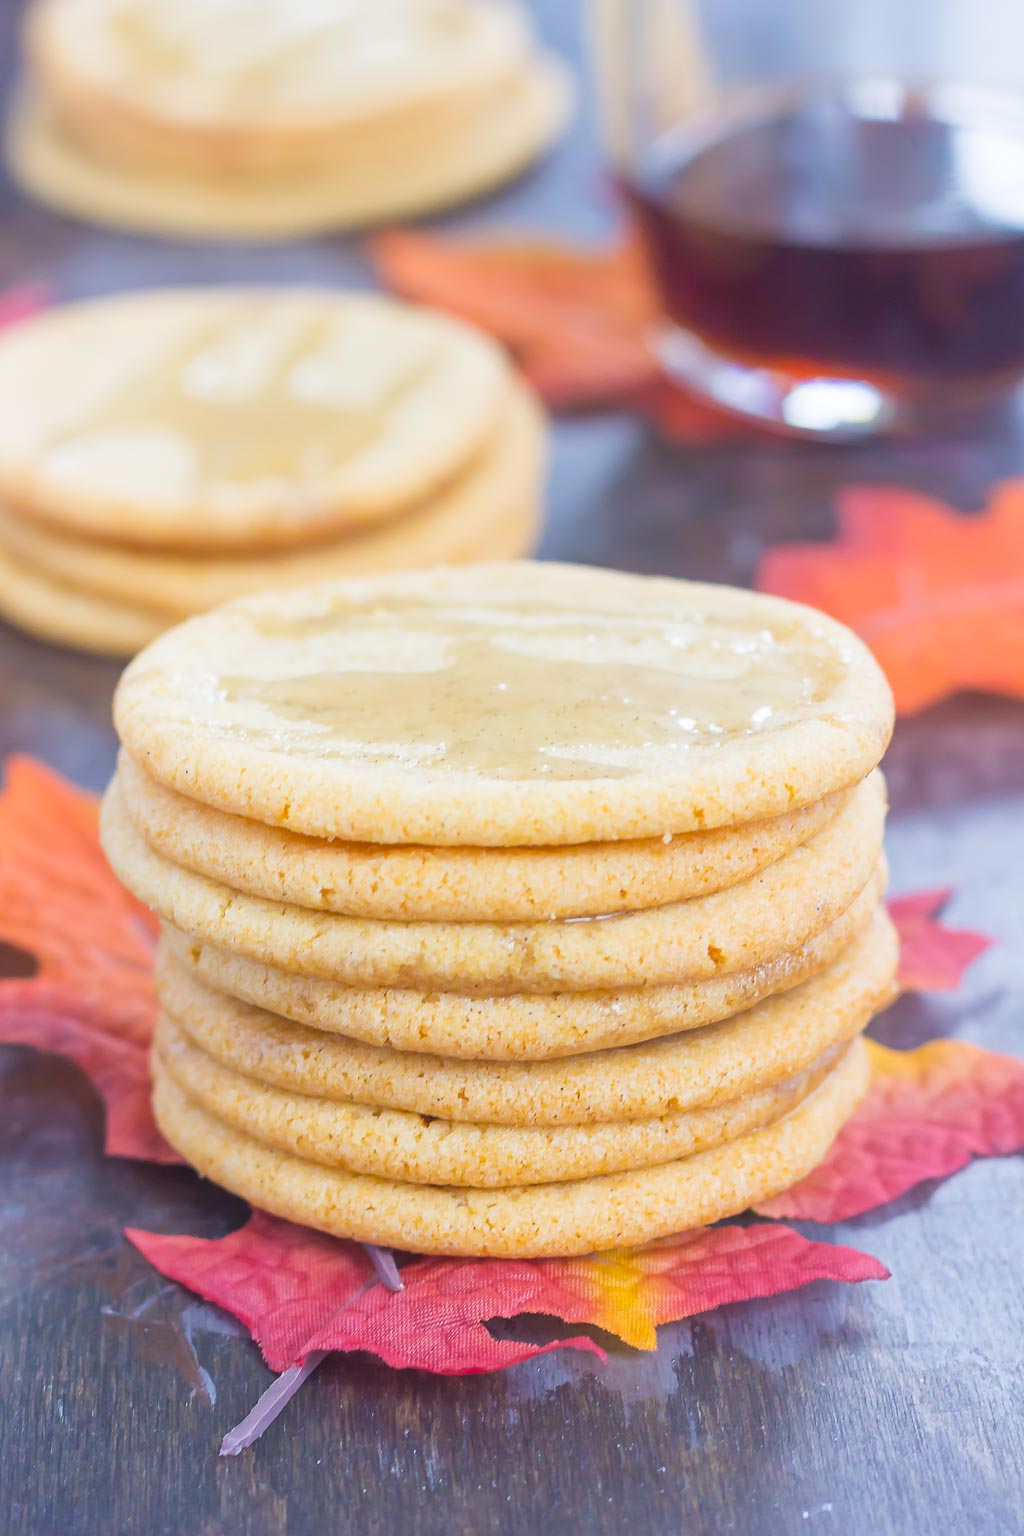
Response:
[625,83,1024,383]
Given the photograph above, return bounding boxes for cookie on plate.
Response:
[11,0,572,237]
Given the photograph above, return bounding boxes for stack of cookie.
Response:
[0,289,543,657]
[101,563,897,1258]
[9,0,572,239]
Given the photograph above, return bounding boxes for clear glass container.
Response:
[590,0,1024,437]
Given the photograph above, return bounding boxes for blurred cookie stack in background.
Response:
[0,288,545,655]
[100,563,898,1258]
[9,0,572,238]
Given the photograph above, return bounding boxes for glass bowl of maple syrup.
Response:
[590,0,1024,437]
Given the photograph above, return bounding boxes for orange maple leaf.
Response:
[757,483,1024,714]
[0,756,168,1160]
[373,228,663,408]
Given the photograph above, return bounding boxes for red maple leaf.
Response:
[129,1213,602,1374]
[128,1211,886,1449]
[129,1212,885,1373]
[889,888,995,992]
[756,1038,1024,1222]
[640,376,756,444]
[757,483,1024,714]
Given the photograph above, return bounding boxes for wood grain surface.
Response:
[1,4,1023,1533]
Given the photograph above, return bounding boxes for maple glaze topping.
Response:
[217,592,845,781]
[37,304,435,493]
[103,0,487,102]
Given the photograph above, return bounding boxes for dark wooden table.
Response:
[2,5,1023,1533]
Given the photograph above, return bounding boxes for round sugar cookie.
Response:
[155,912,898,1126]
[0,381,545,618]
[104,771,885,992]
[0,498,537,657]
[155,1013,846,1188]
[0,288,510,549]
[151,1039,870,1256]
[163,868,886,1060]
[116,750,849,921]
[0,537,164,654]
[113,563,894,847]
[26,0,535,171]
[0,465,540,658]
[8,58,571,239]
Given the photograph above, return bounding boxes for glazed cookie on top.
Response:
[112,562,894,846]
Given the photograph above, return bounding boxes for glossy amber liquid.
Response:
[624,85,1024,381]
